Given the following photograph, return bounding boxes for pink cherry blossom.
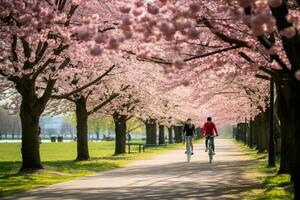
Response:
[280,26,296,38]
[90,45,102,56]
[173,60,185,69]
[147,3,160,15]
[189,3,200,14]
[134,0,144,7]
[94,33,107,44]
[268,0,282,8]
[119,4,131,14]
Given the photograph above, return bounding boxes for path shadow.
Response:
[2,140,264,200]
[4,158,263,200]
[8,182,261,200]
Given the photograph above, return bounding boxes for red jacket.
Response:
[202,122,218,136]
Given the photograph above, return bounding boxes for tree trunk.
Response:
[244,122,247,145]
[249,118,253,148]
[145,119,157,145]
[159,125,165,144]
[274,78,300,196]
[113,114,127,154]
[277,85,292,174]
[253,116,258,148]
[19,100,43,172]
[269,79,276,167]
[289,81,300,198]
[258,112,268,152]
[274,112,281,155]
[256,113,264,153]
[174,125,183,143]
[75,98,90,161]
[265,109,270,152]
[236,123,240,141]
[278,115,292,174]
[168,126,173,143]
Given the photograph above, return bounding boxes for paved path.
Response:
[3,139,261,200]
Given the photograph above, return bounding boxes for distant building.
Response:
[40,117,75,138]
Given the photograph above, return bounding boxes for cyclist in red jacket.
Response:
[202,117,219,154]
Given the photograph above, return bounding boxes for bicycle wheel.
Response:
[187,144,191,162]
[208,144,213,163]
[209,152,213,163]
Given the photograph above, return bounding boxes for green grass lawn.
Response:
[0,141,183,197]
[233,140,294,200]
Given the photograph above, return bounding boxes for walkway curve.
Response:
[2,139,260,200]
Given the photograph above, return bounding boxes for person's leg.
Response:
[185,137,188,153]
[211,137,215,152]
[190,137,194,153]
[205,137,208,151]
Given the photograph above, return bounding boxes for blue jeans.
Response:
[205,136,215,152]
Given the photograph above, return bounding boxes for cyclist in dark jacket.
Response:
[183,118,196,155]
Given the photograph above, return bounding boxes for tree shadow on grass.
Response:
[43,160,120,172]
[90,152,143,161]
[0,159,121,198]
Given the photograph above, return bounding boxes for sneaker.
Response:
[191,152,194,155]
[205,148,208,152]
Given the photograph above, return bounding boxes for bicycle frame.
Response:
[186,137,192,162]
[206,136,214,163]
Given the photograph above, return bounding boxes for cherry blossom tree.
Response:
[0,0,84,171]
[0,0,122,170]
[103,0,299,194]
[1,1,300,195]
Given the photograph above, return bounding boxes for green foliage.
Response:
[126,118,144,134]
[66,113,145,135]
[66,113,115,135]
[88,116,114,134]
[0,142,181,197]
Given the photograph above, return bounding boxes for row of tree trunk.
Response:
[235,113,272,152]
[234,111,272,154]
[233,100,294,175]
[144,122,184,145]
[112,119,187,156]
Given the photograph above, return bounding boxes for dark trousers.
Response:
[205,136,215,151]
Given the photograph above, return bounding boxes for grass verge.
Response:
[0,141,183,197]
[233,140,293,200]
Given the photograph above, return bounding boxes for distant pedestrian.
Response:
[127,133,132,142]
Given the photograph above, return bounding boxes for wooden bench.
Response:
[127,143,145,154]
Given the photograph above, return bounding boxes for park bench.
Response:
[50,136,63,142]
[50,136,56,142]
[127,143,145,154]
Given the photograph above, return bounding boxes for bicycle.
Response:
[185,136,193,162]
[206,135,215,163]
